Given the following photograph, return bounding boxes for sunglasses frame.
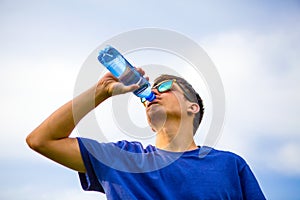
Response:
[140,79,194,106]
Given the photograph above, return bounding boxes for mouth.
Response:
[147,100,159,107]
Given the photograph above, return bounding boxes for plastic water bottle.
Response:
[98,45,156,102]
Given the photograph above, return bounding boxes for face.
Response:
[144,79,191,132]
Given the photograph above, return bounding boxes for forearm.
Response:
[26,69,144,172]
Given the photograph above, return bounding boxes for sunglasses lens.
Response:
[140,80,173,105]
[158,80,173,92]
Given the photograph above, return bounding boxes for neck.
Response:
[155,118,197,152]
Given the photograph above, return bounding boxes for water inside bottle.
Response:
[119,63,148,92]
[98,45,155,101]
[104,55,126,78]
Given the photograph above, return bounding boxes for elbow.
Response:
[26,132,45,152]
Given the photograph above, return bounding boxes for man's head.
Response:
[145,74,204,135]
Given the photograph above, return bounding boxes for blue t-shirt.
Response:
[77,138,265,200]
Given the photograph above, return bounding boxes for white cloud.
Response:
[0,187,104,200]
[272,143,300,175]
[0,60,79,159]
[201,28,300,175]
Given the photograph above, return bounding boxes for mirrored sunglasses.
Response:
[140,79,194,106]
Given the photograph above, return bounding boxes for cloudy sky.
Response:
[1,0,300,199]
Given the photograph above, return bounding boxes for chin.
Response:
[146,106,167,130]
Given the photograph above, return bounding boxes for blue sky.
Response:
[1,0,300,199]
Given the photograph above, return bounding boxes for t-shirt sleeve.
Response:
[76,138,148,194]
[77,137,105,193]
[239,162,266,200]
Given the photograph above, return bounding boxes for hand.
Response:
[97,67,149,97]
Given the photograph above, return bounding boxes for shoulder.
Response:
[210,148,244,159]
[203,147,248,168]
[77,138,156,153]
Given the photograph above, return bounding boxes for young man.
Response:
[26,69,266,199]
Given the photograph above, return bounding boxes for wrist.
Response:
[94,82,111,105]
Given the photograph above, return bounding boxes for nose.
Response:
[151,88,159,95]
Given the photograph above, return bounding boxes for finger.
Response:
[111,83,139,96]
[123,84,140,93]
[135,67,145,76]
[104,71,118,81]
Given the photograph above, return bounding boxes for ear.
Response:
[187,102,200,115]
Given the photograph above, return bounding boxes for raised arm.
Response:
[26,71,141,173]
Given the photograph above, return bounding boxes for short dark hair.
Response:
[154,74,204,135]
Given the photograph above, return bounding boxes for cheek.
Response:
[166,94,188,115]
[166,93,181,108]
